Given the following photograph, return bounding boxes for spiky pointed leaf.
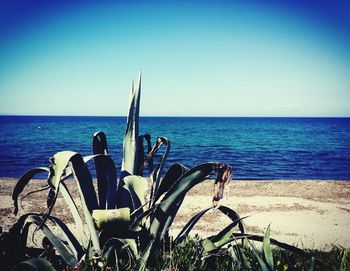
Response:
[122,72,141,177]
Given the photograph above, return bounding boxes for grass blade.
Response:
[246,238,269,271]
[263,225,274,270]
[135,239,154,271]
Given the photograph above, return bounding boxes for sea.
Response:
[0,116,350,180]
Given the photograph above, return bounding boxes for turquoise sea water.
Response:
[0,116,349,180]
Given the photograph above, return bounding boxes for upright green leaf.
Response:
[122,72,141,177]
[148,137,170,207]
[136,134,152,176]
[58,182,88,247]
[246,238,269,271]
[263,225,274,270]
[93,154,118,210]
[93,131,109,208]
[69,153,100,253]
[135,240,154,271]
[69,154,98,212]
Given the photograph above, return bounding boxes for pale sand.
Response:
[1,178,349,250]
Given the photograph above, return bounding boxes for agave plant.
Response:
[2,73,307,270]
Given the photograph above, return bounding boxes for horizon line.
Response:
[1,114,350,118]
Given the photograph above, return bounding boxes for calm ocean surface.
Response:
[0,116,349,180]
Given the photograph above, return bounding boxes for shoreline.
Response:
[1,178,349,250]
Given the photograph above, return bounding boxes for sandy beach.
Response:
[1,178,349,250]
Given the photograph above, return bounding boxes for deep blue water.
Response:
[0,116,350,180]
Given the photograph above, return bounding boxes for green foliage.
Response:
[2,72,343,270]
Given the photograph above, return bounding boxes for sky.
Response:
[0,0,349,117]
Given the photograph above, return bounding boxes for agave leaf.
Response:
[12,167,50,215]
[147,137,170,207]
[102,238,138,267]
[175,207,213,243]
[150,162,227,240]
[55,154,100,183]
[93,131,109,208]
[137,134,153,176]
[69,154,99,212]
[309,257,315,271]
[228,245,239,266]
[208,206,246,248]
[121,72,141,177]
[233,233,308,256]
[48,151,77,189]
[93,155,118,209]
[92,133,118,209]
[235,243,251,269]
[263,225,274,270]
[58,182,87,247]
[201,238,217,252]
[92,208,130,230]
[123,175,148,220]
[129,204,158,232]
[14,258,56,271]
[135,239,154,271]
[68,153,101,253]
[46,216,85,261]
[210,216,248,247]
[136,134,152,176]
[217,206,245,235]
[153,163,188,204]
[20,214,79,266]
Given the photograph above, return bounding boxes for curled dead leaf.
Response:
[213,163,232,205]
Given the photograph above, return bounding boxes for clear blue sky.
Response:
[1,0,349,117]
